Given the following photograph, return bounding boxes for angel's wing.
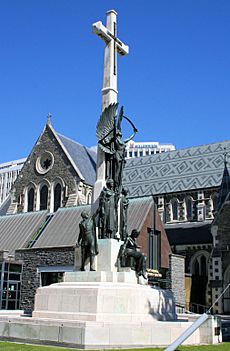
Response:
[96,103,118,142]
[98,142,114,154]
[117,106,124,131]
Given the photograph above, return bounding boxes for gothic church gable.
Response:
[9,122,96,214]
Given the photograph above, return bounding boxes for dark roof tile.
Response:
[57,133,97,186]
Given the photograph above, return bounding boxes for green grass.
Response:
[0,342,73,351]
[178,344,230,351]
[0,341,230,351]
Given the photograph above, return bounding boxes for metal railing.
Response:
[190,302,209,314]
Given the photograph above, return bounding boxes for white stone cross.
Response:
[93,9,129,111]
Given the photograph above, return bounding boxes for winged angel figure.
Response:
[96,103,138,193]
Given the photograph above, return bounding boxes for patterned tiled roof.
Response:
[123,140,230,197]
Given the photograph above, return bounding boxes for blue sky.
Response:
[0,0,230,163]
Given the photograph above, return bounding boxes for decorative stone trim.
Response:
[36,151,54,175]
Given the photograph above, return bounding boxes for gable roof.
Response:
[56,132,97,186]
[123,140,230,197]
[47,124,97,186]
[0,123,97,216]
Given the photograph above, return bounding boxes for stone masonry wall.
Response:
[168,253,185,307]
[15,246,75,311]
[12,125,80,211]
[164,187,218,223]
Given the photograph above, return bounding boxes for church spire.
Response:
[216,149,230,212]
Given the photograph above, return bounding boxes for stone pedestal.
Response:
[33,281,176,322]
[74,239,122,272]
[33,239,176,325]
[31,238,180,347]
[1,239,220,348]
[96,239,122,271]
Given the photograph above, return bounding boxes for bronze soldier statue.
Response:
[77,210,98,271]
[120,229,147,278]
[98,178,118,239]
[120,187,129,241]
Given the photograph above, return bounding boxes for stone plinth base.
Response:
[33,282,176,322]
[0,314,221,348]
[65,270,137,284]
[25,236,222,349]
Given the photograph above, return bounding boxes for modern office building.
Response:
[125,140,176,158]
[0,158,26,205]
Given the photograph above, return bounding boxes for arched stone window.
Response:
[190,251,209,276]
[171,198,179,221]
[28,188,35,212]
[24,183,36,213]
[40,185,48,210]
[190,252,209,309]
[54,183,62,212]
[185,196,193,221]
[50,178,64,213]
[87,192,92,204]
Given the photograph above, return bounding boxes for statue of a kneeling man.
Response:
[119,229,147,279]
[76,211,98,271]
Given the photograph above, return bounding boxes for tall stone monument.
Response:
[92,11,137,244]
[33,9,176,326]
[92,10,129,203]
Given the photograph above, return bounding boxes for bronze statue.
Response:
[120,187,129,241]
[98,178,118,239]
[119,229,147,278]
[96,103,137,193]
[76,210,98,271]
